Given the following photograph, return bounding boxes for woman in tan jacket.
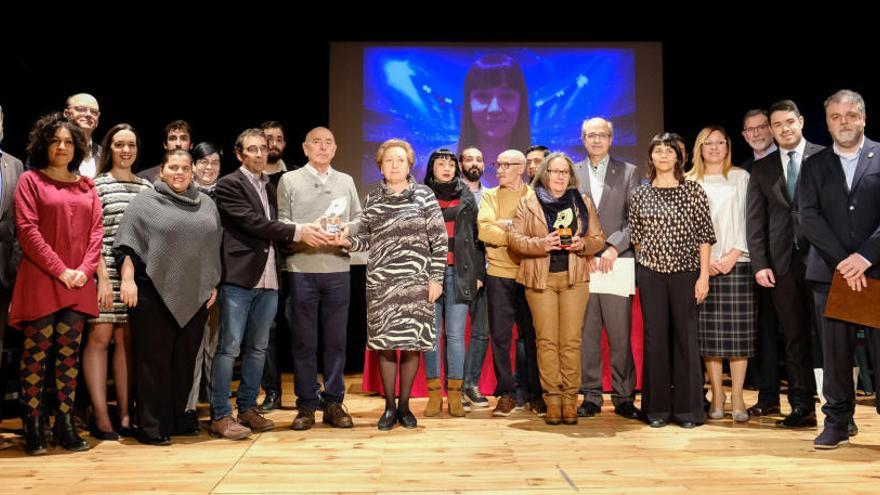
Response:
[509,152,605,425]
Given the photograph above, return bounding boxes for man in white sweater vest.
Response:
[278,127,362,430]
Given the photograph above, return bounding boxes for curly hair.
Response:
[26,113,87,171]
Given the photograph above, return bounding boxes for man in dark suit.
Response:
[745,99,821,429]
[800,89,880,449]
[209,128,307,439]
[0,106,23,442]
[740,109,777,173]
[574,117,641,420]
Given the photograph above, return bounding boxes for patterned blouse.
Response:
[628,180,716,273]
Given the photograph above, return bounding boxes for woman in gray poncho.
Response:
[113,149,222,446]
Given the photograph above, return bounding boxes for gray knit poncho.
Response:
[114,181,222,327]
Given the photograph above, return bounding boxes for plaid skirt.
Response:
[698,261,756,358]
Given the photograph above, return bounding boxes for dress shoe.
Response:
[377,408,397,431]
[172,410,200,436]
[848,419,859,437]
[648,418,668,428]
[259,391,282,412]
[577,400,601,418]
[708,394,726,420]
[290,407,316,431]
[397,409,418,429]
[210,416,252,440]
[90,427,120,441]
[136,433,171,446]
[747,402,781,417]
[238,408,275,433]
[323,402,354,428]
[776,408,817,429]
[731,410,750,423]
[814,426,849,450]
[614,402,641,420]
[678,420,699,429]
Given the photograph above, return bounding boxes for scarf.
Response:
[534,185,589,236]
[113,181,222,327]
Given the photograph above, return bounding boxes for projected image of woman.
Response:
[457,54,530,180]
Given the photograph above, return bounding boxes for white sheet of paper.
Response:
[588,257,636,297]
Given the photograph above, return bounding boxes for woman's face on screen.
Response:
[470,86,521,140]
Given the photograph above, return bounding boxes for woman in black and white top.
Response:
[628,132,716,429]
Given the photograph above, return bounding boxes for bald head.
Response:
[302,126,337,169]
[64,93,100,138]
[581,117,613,162]
[495,149,526,189]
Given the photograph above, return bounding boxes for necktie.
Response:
[787,150,799,199]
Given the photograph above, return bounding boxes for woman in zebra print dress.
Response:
[341,139,448,430]
[83,124,152,440]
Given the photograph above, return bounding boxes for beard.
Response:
[462,165,483,182]
[834,128,863,148]
[267,151,281,164]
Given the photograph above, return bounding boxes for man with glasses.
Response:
[138,120,193,184]
[478,150,537,417]
[740,110,777,173]
[525,145,549,182]
[209,129,301,439]
[63,93,101,177]
[746,100,822,430]
[572,117,641,420]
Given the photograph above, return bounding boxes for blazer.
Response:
[574,156,639,258]
[745,141,824,275]
[215,168,297,288]
[799,137,880,282]
[0,151,23,289]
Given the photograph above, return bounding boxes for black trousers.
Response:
[487,275,537,399]
[261,273,290,395]
[767,254,817,410]
[637,267,704,424]
[753,284,782,404]
[130,279,208,438]
[812,282,880,432]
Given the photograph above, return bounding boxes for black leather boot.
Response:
[53,412,90,451]
[23,416,48,455]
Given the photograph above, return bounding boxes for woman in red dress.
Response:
[9,113,103,455]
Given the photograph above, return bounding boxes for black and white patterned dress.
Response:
[89,173,153,324]
[349,178,448,351]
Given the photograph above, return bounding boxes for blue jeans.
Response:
[425,266,469,380]
[289,272,350,410]
[210,285,278,419]
[464,283,489,389]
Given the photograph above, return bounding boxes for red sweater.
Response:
[9,171,103,327]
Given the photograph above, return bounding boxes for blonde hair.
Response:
[687,125,733,181]
[375,138,415,170]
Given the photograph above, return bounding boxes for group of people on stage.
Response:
[0,86,877,455]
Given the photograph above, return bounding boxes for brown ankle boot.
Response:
[424,378,443,417]
[447,379,466,417]
[545,396,562,425]
[562,400,578,425]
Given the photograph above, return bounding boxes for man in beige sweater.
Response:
[478,149,539,417]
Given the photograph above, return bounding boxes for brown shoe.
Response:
[238,408,275,433]
[545,396,562,425]
[210,416,252,440]
[323,402,354,428]
[492,396,516,417]
[424,378,443,417]
[446,379,466,417]
[291,407,316,431]
[562,402,578,425]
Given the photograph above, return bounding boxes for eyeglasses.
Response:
[702,140,728,147]
[584,132,610,141]
[743,124,770,134]
[548,169,570,177]
[494,161,523,170]
[196,159,221,168]
[244,145,269,155]
[68,105,100,117]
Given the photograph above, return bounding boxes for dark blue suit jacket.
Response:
[799,137,880,282]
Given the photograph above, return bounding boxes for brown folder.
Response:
[823,272,880,329]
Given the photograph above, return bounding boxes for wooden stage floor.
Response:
[1,374,879,494]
